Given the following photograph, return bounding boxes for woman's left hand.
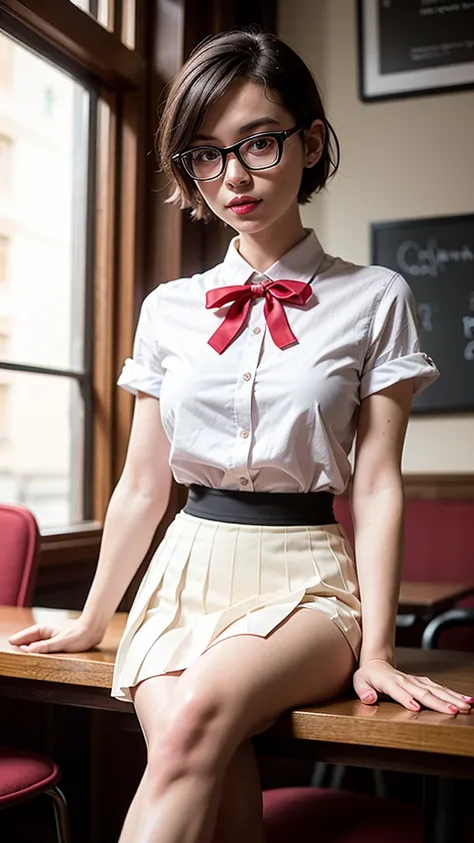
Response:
[353,658,474,714]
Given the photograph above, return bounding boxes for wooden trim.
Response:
[0,0,145,88]
[403,474,474,500]
[114,86,142,482]
[41,521,102,538]
[40,523,102,568]
[143,0,184,292]
[92,3,148,512]
[93,92,117,520]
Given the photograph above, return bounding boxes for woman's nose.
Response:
[224,153,251,187]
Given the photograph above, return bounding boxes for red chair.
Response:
[263,786,423,843]
[0,502,40,606]
[0,503,72,843]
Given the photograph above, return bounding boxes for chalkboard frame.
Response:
[357,0,474,103]
[371,213,474,416]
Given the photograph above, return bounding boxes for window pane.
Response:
[69,0,111,28]
[0,36,12,88]
[0,32,89,371]
[0,370,85,529]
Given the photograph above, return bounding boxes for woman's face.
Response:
[188,80,323,236]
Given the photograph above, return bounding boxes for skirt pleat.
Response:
[112,512,362,702]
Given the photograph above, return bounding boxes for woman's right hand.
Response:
[8,616,104,654]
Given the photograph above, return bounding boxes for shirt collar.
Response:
[219,229,326,287]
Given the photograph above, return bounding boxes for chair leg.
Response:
[328,763,348,790]
[422,775,462,843]
[310,761,330,787]
[45,786,72,843]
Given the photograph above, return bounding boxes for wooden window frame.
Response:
[0,0,149,571]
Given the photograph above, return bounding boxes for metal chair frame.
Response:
[422,608,474,650]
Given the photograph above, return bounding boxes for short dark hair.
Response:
[157,27,340,221]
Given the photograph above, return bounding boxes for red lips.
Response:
[227,195,259,206]
[226,196,262,215]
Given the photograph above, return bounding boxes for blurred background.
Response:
[0,3,473,842]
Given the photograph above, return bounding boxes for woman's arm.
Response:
[80,392,173,636]
[351,380,473,714]
[10,392,173,652]
[351,379,411,667]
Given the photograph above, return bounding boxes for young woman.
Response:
[10,27,472,843]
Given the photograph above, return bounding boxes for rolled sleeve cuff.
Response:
[360,352,439,401]
[117,358,162,399]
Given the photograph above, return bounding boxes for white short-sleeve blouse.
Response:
[118,230,438,494]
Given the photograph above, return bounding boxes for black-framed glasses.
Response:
[173,126,303,181]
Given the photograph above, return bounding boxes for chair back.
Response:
[0,504,40,606]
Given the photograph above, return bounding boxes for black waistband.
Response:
[183,485,336,526]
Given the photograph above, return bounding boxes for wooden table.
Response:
[398,582,474,621]
[1,606,474,843]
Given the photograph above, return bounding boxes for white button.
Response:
[253,327,261,335]
[243,372,251,381]
[240,430,249,439]
[239,477,249,486]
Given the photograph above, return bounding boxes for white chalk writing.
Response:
[418,303,434,331]
[397,238,474,278]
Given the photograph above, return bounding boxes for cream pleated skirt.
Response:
[111,512,362,702]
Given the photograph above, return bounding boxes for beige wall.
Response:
[278,0,474,473]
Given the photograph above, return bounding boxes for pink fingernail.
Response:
[449,705,459,713]
[462,696,474,701]
[409,700,421,710]
[362,693,375,703]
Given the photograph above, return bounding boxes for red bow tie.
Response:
[205,279,312,354]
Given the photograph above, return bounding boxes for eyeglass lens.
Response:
[185,134,279,179]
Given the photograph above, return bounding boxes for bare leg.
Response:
[119,673,181,843]
[124,608,354,843]
[119,676,265,843]
[212,739,265,843]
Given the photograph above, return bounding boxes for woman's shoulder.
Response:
[146,263,223,306]
[322,254,409,304]
[324,253,397,286]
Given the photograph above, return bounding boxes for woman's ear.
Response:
[303,119,325,169]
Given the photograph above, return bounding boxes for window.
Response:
[1,371,84,525]
[0,330,8,355]
[0,38,91,529]
[0,135,13,197]
[69,0,112,29]
[0,33,12,88]
[0,381,8,439]
[0,0,147,554]
[42,85,56,118]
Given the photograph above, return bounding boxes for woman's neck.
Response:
[236,209,308,273]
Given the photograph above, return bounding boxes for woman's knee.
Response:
[146,690,233,790]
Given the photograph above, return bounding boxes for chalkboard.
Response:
[357,0,474,101]
[371,214,474,413]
